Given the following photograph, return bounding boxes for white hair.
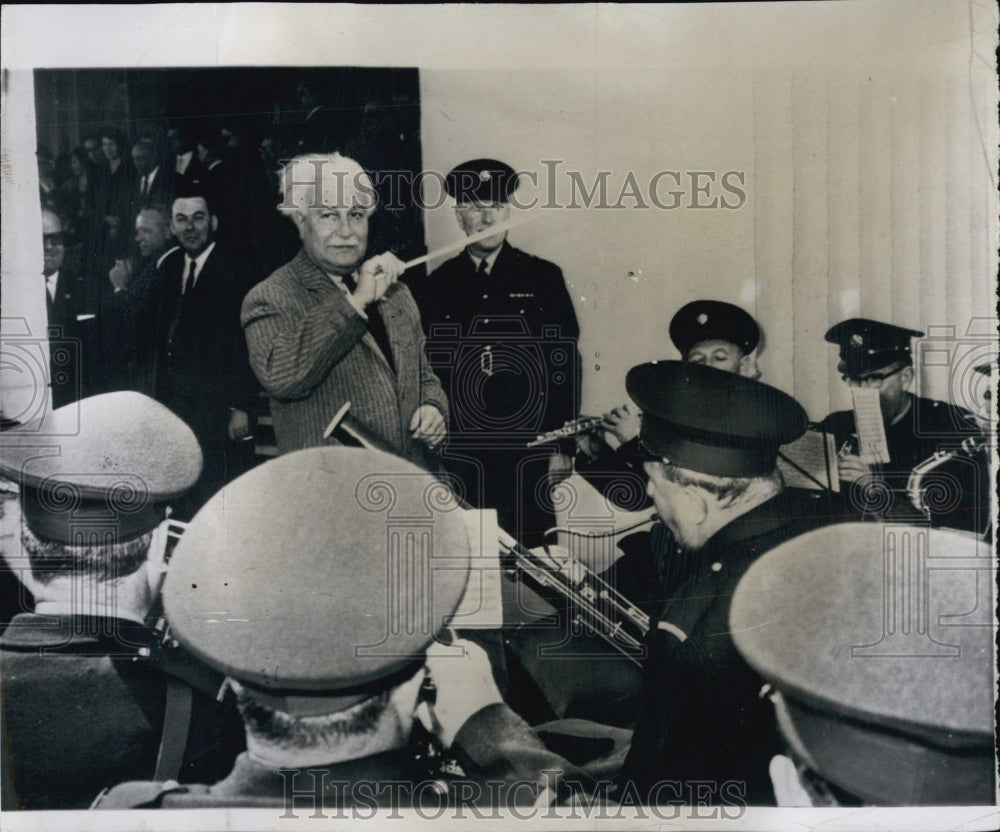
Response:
[277,153,377,218]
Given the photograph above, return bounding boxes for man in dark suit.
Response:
[408,159,582,547]
[0,392,241,810]
[100,203,177,394]
[42,209,85,407]
[167,123,207,192]
[156,189,257,517]
[130,137,174,224]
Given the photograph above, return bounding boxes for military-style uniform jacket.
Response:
[411,242,581,442]
[0,613,242,810]
[93,703,595,810]
[818,395,986,532]
[409,243,581,544]
[619,489,843,805]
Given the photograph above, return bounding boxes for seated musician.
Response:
[94,446,620,810]
[817,318,986,532]
[616,361,843,805]
[574,300,764,603]
[0,392,241,810]
[576,299,762,511]
[732,523,995,806]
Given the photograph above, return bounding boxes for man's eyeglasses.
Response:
[841,365,906,388]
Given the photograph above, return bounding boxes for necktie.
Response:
[477,258,489,277]
[340,273,395,372]
[140,175,148,196]
[184,259,197,294]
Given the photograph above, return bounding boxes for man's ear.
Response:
[676,486,709,527]
[900,365,914,389]
[210,215,219,234]
[290,210,306,237]
[739,352,761,380]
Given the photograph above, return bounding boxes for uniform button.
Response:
[711,562,722,572]
[483,319,489,324]
[519,309,524,314]
[482,294,489,299]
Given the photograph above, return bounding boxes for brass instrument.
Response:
[328,408,652,665]
[906,435,991,526]
[526,416,604,447]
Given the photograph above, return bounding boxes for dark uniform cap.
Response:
[730,523,995,805]
[445,158,519,204]
[669,300,761,357]
[163,447,472,715]
[626,361,807,477]
[825,317,923,378]
[0,392,202,544]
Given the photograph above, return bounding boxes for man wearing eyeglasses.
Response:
[817,317,983,527]
[41,209,86,407]
[410,159,581,548]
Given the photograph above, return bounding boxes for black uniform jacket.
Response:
[619,488,845,805]
[410,242,581,442]
[0,612,241,810]
[818,395,986,532]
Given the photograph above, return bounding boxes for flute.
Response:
[526,416,604,448]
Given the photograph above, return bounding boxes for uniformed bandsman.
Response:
[576,299,763,511]
[616,361,841,805]
[93,446,599,810]
[574,301,766,608]
[731,523,996,805]
[818,317,985,531]
[409,158,582,548]
[0,392,241,810]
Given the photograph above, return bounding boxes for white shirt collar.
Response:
[469,247,501,275]
[176,150,193,175]
[184,241,216,290]
[145,165,159,186]
[45,269,59,299]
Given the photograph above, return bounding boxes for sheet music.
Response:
[777,430,840,492]
[448,508,504,629]
[851,387,891,464]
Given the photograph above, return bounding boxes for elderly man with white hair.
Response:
[241,153,448,465]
